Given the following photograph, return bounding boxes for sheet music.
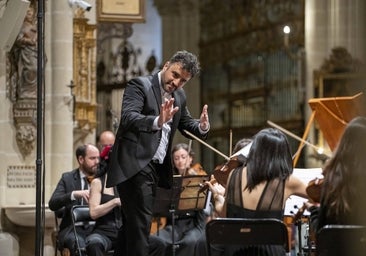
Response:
[284,168,323,216]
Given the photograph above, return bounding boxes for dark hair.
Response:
[246,128,293,191]
[169,50,200,77]
[171,143,194,175]
[233,138,253,154]
[172,143,194,157]
[321,116,366,223]
[75,144,88,160]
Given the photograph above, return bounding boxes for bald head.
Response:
[98,130,115,150]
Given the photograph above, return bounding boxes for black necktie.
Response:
[81,177,88,205]
[83,177,88,190]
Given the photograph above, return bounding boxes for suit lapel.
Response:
[73,169,82,190]
[152,74,162,110]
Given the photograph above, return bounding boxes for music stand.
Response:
[153,174,210,256]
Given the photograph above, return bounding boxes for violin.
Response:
[306,177,324,203]
[291,177,324,222]
[188,163,207,175]
[198,156,246,193]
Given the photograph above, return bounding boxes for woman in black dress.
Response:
[208,128,308,256]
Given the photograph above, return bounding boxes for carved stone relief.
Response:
[6,2,37,157]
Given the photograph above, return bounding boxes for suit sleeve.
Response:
[121,78,157,133]
[48,173,74,211]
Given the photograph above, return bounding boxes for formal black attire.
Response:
[85,175,121,256]
[106,73,207,256]
[211,167,287,256]
[49,169,93,255]
[155,210,206,256]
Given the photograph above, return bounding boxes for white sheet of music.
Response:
[284,168,323,217]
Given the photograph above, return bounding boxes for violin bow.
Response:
[183,130,230,161]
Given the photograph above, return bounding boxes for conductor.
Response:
[106,50,210,256]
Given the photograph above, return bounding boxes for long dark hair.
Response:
[321,116,366,223]
[245,128,293,192]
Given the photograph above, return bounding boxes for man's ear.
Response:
[77,155,83,165]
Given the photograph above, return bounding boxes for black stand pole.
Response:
[35,0,45,255]
[296,219,304,256]
[170,206,177,256]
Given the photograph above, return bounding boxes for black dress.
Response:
[154,209,206,256]
[223,167,286,256]
[85,175,121,255]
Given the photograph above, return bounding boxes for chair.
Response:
[71,205,115,256]
[71,205,96,256]
[316,225,366,256]
[206,218,290,256]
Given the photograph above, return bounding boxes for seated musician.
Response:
[193,138,251,256]
[305,117,366,235]
[86,142,122,256]
[49,144,100,255]
[206,128,308,256]
[153,143,209,256]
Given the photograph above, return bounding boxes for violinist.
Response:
[153,143,208,256]
[305,117,366,234]
[172,143,206,176]
[206,128,308,256]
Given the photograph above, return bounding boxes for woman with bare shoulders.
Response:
[207,128,307,256]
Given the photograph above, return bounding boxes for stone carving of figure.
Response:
[14,6,38,99]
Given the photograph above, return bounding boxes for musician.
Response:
[106,50,210,256]
[87,143,122,256]
[49,144,100,255]
[172,142,206,176]
[153,143,208,256]
[193,138,252,256]
[306,117,366,232]
[207,128,308,255]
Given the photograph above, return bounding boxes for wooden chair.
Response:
[206,218,290,256]
[316,224,366,256]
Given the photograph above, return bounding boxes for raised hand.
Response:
[158,98,179,128]
[199,104,209,131]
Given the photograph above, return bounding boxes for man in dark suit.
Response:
[107,50,210,256]
[49,144,100,255]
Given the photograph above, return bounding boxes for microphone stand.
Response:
[169,205,178,256]
[35,0,46,255]
[296,218,304,256]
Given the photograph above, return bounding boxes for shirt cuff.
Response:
[199,123,210,134]
[153,117,162,130]
[71,191,76,201]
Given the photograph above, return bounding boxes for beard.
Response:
[82,164,98,177]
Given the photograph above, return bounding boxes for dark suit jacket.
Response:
[49,169,83,232]
[107,73,207,188]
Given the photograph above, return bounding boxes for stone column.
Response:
[304,0,366,166]
[46,0,75,192]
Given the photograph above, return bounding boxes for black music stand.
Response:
[153,174,210,256]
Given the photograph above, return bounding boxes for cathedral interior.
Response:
[0,0,365,255]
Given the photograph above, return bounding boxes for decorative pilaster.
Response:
[72,9,97,132]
